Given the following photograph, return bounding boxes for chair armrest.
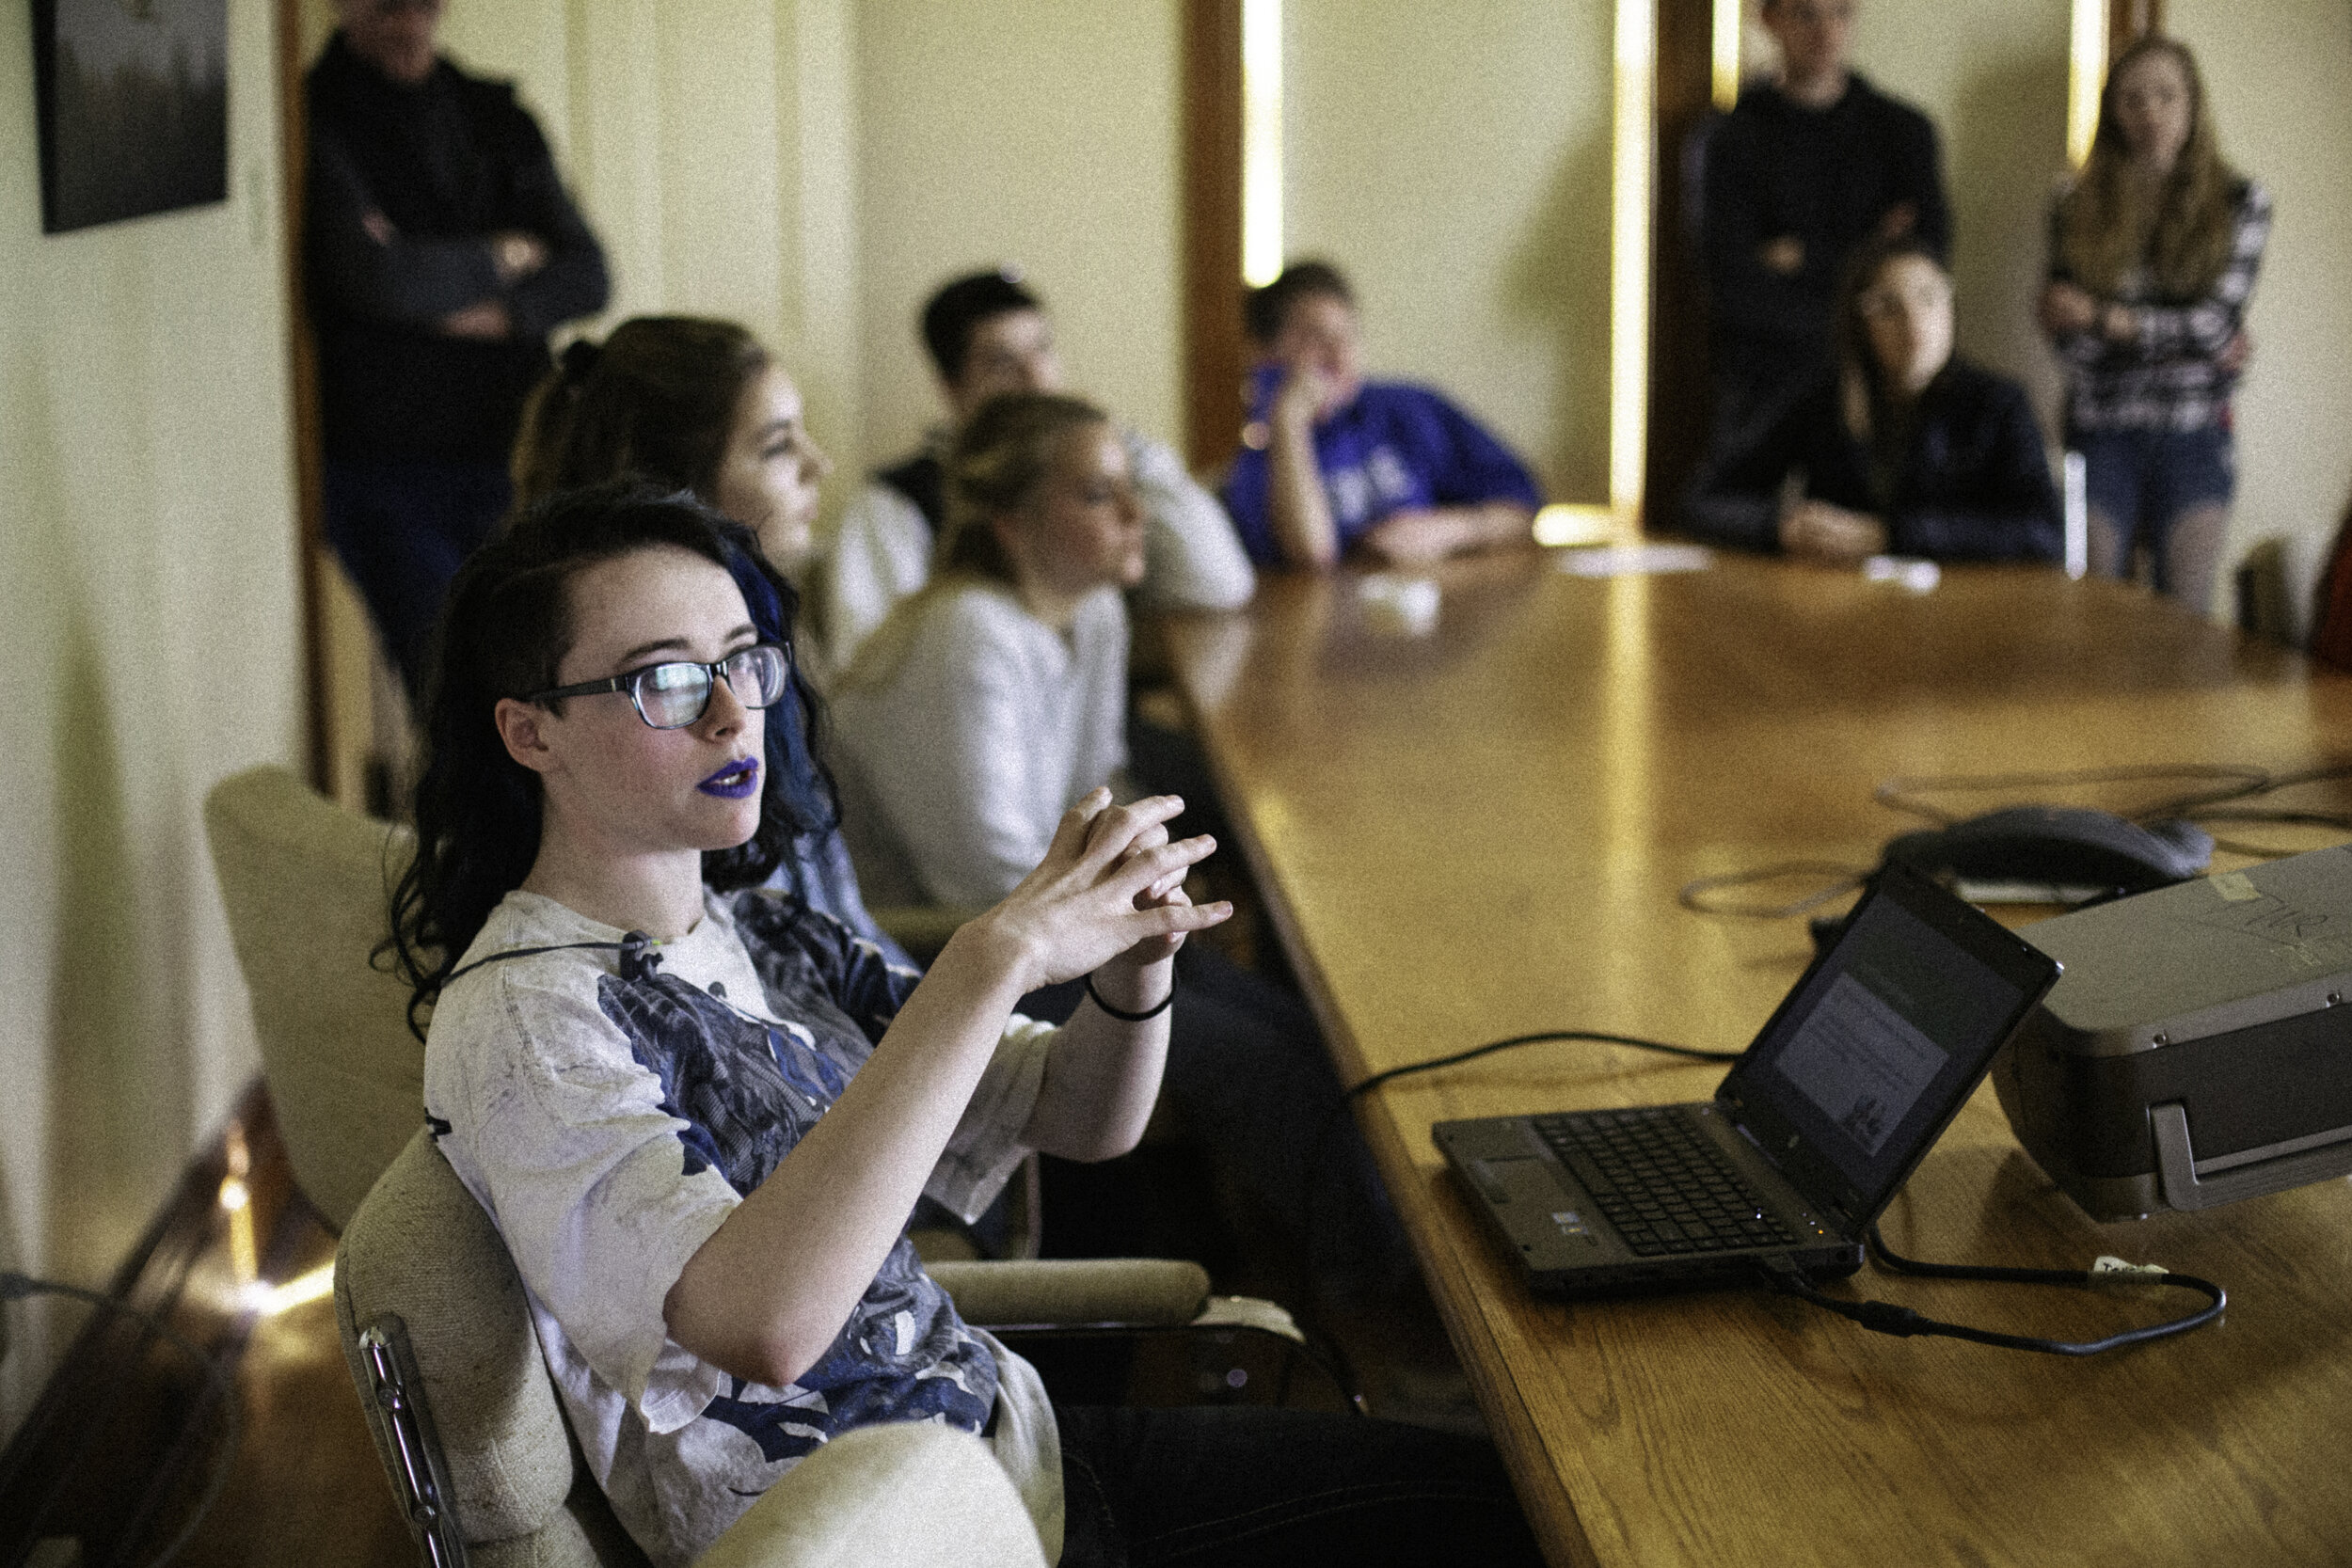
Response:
[929,1258,1210,1329]
[1189,1293,1306,1346]
[698,1422,1044,1568]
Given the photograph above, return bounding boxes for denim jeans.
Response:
[1054,1404,1543,1567]
[2074,425,2235,610]
[323,457,512,701]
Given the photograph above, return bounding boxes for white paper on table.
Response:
[1557,545,1714,578]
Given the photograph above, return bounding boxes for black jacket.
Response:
[305,35,608,463]
[1702,73,1949,384]
[1678,358,2062,562]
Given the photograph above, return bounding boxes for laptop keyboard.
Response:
[1533,1108,1799,1257]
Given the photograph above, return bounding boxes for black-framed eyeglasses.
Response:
[525,642,791,730]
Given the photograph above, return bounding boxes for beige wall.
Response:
[317,0,872,505]
[852,1,1184,471]
[0,0,302,1436]
[1285,0,1615,505]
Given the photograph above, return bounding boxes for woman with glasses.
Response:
[509,315,911,959]
[389,484,1539,1568]
[1680,234,2061,564]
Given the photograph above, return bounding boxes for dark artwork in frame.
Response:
[33,0,230,234]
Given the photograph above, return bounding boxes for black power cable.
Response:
[1,1272,243,1568]
[1343,1029,1745,1103]
[1318,1031,2230,1360]
[1676,863,1869,919]
[1757,1222,2226,1355]
[1871,763,2278,827]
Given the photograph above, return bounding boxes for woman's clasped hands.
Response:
[976,789,1231,1002]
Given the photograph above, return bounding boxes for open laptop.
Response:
[1435,861,2060,1292]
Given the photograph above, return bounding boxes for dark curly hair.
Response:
[385,483,828,1039]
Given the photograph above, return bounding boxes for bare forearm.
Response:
[662,922,1028,1386]
[1023,957,1172,1161]
[663,792,1227,1388]
[1266,419,1340,569]
[1360,501,1534,565]
[1454,500,1535,551]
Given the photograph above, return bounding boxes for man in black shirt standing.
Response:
[1701,0,1948,442]
[306,0,608,699]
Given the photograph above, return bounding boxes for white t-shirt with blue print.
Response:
[422,887,1060,1566]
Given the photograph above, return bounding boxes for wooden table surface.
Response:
[1162,549,2352,1568]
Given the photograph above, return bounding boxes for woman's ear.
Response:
[495,697,559,775]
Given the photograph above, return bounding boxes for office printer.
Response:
[1992,843,2352,1220]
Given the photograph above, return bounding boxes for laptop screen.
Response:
[1718,862,2059,1227]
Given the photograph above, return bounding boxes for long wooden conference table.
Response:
[1161,549,2352,1568]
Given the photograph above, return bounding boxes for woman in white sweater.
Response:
[832,392,1413,1300]
[832,393,1141,908]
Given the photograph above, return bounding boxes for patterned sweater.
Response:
[423,888,1060,1565]
[2046,178,2272,436]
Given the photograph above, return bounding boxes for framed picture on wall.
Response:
[33,0,230,234]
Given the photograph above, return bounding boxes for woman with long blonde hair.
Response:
[830,391,1417,1304]
[2040,34,2269,612]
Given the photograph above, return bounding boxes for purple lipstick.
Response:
[698,756,760,800]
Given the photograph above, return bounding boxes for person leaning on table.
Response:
[1223,260,1542,571]
[1680,234,2061,565]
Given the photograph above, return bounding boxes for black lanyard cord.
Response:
[441,928,666,988]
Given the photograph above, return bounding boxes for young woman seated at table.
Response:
[509,314,910,963]
[390,486,1537,1567]
[1680,235,2062,563]
[829,392,1413,1297]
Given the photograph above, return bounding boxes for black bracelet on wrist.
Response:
[1085,974,1175,1022]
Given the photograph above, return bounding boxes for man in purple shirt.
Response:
[1225,261,1541,569]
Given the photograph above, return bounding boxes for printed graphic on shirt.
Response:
[1327,447,1420,531]
[591,905,993,1475]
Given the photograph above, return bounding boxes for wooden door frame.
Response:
[1181,0,1248,477]
[1645,0,1716,532]
[276,0,331,793]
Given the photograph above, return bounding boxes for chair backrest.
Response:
[205,765,428,1230]
[2312,505,2352,669]
[338,1130,1050,1568]
[337,1127,644,1568]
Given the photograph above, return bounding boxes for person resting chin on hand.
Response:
[1228,260,1542,572]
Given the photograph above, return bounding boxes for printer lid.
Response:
[2023,845,2352,1053]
